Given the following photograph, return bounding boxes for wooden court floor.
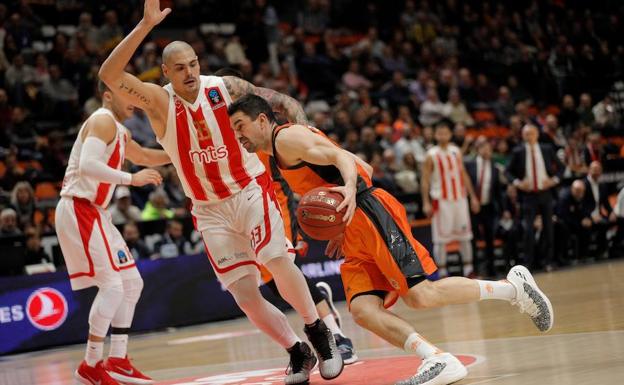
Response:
[1,260,623,385]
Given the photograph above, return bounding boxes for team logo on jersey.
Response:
[117,250,128,264]
[193,118,212,141]
[26,287,68,331]
[207,87,226,110]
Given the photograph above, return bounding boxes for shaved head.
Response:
[162,41,194,64]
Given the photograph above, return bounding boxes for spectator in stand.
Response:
[394,124,426,166]
[493,86,515,126]
[394,152,420,194]
[583,132,604,164]
[506,124,564,271]
[23,226,51,265]
[559,94,579,135]
[10,181,35,229]
[97,9,123,52]
[153,220,192,259]
[419,88,445,126]
[443,88,474,126]
[0,208,21,236]
[466,138,502,277]
[1,151,25,191]
[563,134,588,179]
[593,95,619,130]
[109,186,142,225]
[141,189,174,221]
[577,93,595,127]
[583,161,616,256]
[122,222,151,260]
[555,180,593,262]
[540,114,566,151]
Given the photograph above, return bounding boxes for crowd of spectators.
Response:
[1,0,624,276]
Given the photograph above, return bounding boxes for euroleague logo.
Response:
[26,287,68,331]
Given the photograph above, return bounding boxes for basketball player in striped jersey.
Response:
[57,81,170,385]
[421,121,479,277]
[214,66,358,364]
[99,2,343,383]
[228,94,555,385]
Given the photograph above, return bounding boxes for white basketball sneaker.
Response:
[394,352,467,385]
[507,265,554,332]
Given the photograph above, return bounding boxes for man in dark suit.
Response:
[506,124,564,270]
[555,180,593,262]
[583,161,617,255]
[466,138,503,277]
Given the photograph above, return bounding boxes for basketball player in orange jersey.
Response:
[257,150,359,364]
[99,2,343,383]
[56,81,170,385]
[228,94,555,385]
[421,120,479,277]
[213,66,357,364]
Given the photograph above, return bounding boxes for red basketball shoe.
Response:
[103,356,154,384]
[75,360,121,385]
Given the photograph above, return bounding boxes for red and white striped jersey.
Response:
[427,144,467,201]
[60,108,128,208]
[157,75,264,203]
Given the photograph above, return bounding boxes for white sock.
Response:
[323,314,344,337]
[433,243,447,276]
[85,340,103,366]
[109,334,128,358]
[477,280,517,301]
[404,333,441,359]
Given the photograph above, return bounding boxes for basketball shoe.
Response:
[103,355,153,384]
[507,265,554,332]
[285,341,317,385]
[304,319,344,379]
[394,352,468,385]
[334,334,358,364]
[315,281,342,327]
[75,360,121,385]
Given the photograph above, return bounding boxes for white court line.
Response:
[167,330,261,345]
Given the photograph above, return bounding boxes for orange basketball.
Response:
[296,187,346,240]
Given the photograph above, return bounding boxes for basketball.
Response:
[296,187,346,240]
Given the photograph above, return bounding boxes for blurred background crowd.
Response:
[1,0,623,277]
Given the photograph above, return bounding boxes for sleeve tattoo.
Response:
[223,76,308,124]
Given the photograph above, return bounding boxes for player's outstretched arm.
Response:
[222,76,308,124]
[99,0,170,136]
[126,139,171,167]
[79,115,163,187]
[276,126,358,225]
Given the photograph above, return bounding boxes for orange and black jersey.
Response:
[270,123,372,195]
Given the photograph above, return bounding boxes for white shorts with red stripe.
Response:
[193,173,294,288]
[431,198,473,244]
[55,197,140,290]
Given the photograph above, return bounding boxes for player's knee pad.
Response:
[122,277,143,305]
[89,284,124,336]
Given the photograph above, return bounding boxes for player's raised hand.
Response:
[330,184,356,225]
[143,0,172,27]
[131,168,163,187]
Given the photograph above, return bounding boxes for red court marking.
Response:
[156,354,478,385]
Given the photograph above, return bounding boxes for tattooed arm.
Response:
[222,76,308,124]
[99,0,170,137]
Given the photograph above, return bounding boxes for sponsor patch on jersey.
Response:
[207,87,226,110]
[117,250,128,264]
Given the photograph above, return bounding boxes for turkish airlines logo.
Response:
[26,287,68,331]
[189,146,228,164]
